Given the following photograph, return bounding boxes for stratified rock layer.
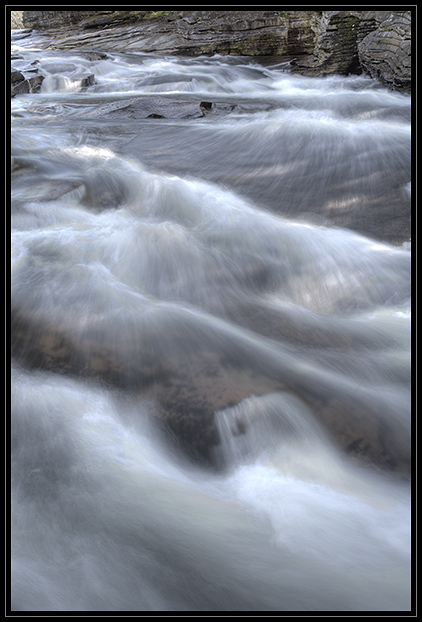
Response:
[21,10,412,91]
[358,11,411,91]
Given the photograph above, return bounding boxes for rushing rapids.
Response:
[10,31,411,612]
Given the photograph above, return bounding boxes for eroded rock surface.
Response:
[20,10,412,91]
[358,11,411,91]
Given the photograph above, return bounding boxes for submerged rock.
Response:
[10,300,410,476]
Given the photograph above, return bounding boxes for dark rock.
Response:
[288,10,412,91]
[11,80,29,97]
[73,74,95,88]
[22,10,316,58]
[11,71,44,97]
[199,101,212,115]
[27,74,44,92]
[11,70,25,85]
[11,63,45,97]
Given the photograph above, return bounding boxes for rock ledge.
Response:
[20,10,412,91]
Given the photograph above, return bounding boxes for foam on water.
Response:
[11,41,412,612]
[11,366,411,611]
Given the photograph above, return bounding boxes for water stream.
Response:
[11,32,411,612]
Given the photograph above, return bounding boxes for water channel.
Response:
[11,30,412,612]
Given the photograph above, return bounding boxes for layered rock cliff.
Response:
[21,10,412,91]
[358,11,411,91]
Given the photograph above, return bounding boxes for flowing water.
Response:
[10,32,412,612]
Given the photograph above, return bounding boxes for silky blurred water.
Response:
[11,33,411,612]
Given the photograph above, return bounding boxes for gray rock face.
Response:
[21,10,412,90]
[358,11,411,91]
[22,10,100,29]
[23,10,316,58]
[291,11,361,75]
[291,10,412,90]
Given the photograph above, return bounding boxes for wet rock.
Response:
[10,301,410,476]
[11,70,25,85]
[41,62,77,74]
[77,51,109,61]
[11,68,44,97]
[200,101,212,115]
[75,96,204,120]
[40,72,95,92]
[72,74,95,88]
[29,75,45,90]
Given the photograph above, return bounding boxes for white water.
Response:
[11,35,411,612]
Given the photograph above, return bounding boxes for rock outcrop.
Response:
[11,63,44,97]
[20,10,412,91]
[291,10,411,91]
[290,11,361,76]
[23,10,316,58]
[358,11,411,91]
[21,10,100,29]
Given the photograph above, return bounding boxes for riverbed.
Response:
[10,30,412,612]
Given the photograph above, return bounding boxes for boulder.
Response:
[11,67,44,97]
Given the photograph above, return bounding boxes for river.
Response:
[10,30,412,612]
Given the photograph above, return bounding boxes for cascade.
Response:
[11,31,411,612]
